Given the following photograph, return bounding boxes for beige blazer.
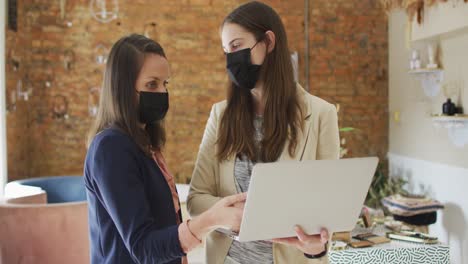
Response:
[187,85,340,264]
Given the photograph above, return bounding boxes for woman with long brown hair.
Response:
[187,2,340,263]
[84,34,246,264]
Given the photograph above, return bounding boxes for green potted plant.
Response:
[365,163,408,210]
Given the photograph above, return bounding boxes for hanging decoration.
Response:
[143,22,157,39]
[380,0,468,24]
[63,49,75,71]
[17,75,33,101]
[6,90,17,113]
[52,95,69,119]
[44,73,54,89]
[57,0,73,27]
[94,44,109,65]
[90,0,119,23]
[10,59,20,72]
[8,50,20,72]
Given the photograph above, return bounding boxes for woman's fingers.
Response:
[222,192,247,206]
[294,225,309,242]
[272,227,329,256]
[232,201,245,209]
[320,228,329,244]
[294,225,324,243]
[271,237,300,247]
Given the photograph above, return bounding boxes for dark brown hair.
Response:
[87,34,166,155]
[217,1,304,162]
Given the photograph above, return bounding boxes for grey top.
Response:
[226,116,274,264]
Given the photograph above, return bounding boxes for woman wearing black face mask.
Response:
[84,34,246,264]
[188,2,340,264]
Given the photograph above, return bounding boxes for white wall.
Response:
[388,153,468,264]
[412,1,468,41]
[389,11,468,169]
[1,0,7,197]
[389,8,468,264]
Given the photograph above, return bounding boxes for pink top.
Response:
[152,151,201,263]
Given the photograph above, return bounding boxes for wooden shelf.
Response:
[408,68,443,74]
[408,69,444,97]
[431,115,468,122]
[431,115,468,147]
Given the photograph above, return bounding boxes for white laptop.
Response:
[216,157,379,242]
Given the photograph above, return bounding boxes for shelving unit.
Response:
[432,115,468,147]
[409,68,444,97]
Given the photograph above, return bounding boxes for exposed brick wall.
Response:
[310,0,389,159]
[6,0,388,183]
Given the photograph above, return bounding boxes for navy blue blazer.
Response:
[84,127,184,264]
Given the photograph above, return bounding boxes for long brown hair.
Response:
[87,34,166,155]
[217,1,304,162]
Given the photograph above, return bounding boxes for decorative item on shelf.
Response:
[16,75,33,101]
[63,49,75,71]
[432,114,468,147]
[442,98,457,116]
[88,86,101,116]
[94,44,108,65]
[90,0,119,23]
[443,81,463,109]
[51,95,69,119]
[408,68,444,97]
[143,22,157,39]
[409,49,421,70]
[426,44,438,69]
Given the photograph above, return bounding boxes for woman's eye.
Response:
[146,81,158,89]
[229,42,241,52]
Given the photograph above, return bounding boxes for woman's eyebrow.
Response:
[222,37,243,49]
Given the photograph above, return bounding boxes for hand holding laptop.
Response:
[271,226,329,256]
[216,157,379,243]
[189,192,247,239]
[209,192,246,232]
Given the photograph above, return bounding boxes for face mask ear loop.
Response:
[251,32,268,50]
[251,39,261,50]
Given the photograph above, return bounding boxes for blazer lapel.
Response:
[279,85,312,162]
[219,156,238,195]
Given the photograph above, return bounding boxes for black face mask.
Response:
[226,40,262,90]
[138,91,169,124]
